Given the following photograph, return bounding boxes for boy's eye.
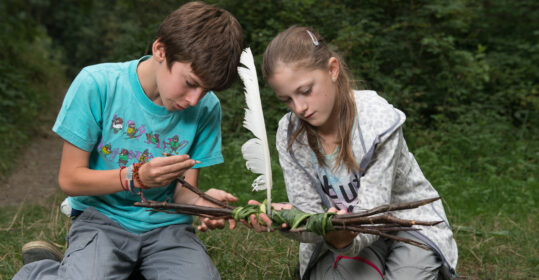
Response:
[186,80,195,88]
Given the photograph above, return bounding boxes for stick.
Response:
[339,197,441,218]
[134,200,233,217]
[177,176,235,210]
[134,198,441,250]
[344,226,430,250]
[332,213,443,227]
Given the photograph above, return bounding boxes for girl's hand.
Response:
[242,200,292,232]
[137,155,197,188]
[196,188,238,232]
[271,202,294,211]
[324,207,358,249]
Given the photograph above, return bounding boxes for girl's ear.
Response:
[328,57,340,82]
[152,39,166,63]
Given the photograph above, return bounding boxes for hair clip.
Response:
[306,30,319,46]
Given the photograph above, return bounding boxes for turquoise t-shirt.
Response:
[52,56,224,233]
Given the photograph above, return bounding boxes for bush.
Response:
[0,0,65,175]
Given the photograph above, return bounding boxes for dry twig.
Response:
[134,197,442,250]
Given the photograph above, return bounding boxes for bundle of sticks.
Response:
[134,177,442,250]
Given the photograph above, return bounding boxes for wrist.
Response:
[119,167,128,192]
[132,162,148,189]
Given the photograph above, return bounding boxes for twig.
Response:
[176,176,235,209]
[134,198,442,250]
[135,200,233,217]
[353,228,430,250]
[332,213,442,227]
[288,225,420,233]
[339,197,440,218]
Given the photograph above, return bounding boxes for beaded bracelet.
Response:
[132,162,149,189]
[129,177,147,202]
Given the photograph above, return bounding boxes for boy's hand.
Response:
[138,155,197,188]
[324,207,358,249]
[196,188,238,232]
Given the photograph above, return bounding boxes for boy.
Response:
[14,2,242,279]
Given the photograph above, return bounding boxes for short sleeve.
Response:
[52,68,104,151]
[188,93,223,168]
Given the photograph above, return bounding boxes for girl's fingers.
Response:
[247,199,260,205]
[258,213,272,227]
[327,207,338,213]
[228,219,237,230]
[201,217,225,230]
[249,214,266,232]
[197,223,208,232]
[272,203,293,211]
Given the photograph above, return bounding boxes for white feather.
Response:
[238,48,272,215]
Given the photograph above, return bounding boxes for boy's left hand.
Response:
[195,188,238,232]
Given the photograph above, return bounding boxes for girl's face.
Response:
[268,59,339,133]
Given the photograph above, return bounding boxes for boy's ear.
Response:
[328,57,340,82]
[152,39,166,62]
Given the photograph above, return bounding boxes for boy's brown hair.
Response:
[156,1,243,91]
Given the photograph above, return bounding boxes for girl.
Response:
[256,26,458,280]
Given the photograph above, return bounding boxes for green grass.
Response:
[0,193,70,280]
[1,124,537,279]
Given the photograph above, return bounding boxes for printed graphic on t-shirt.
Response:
[319,172,361,213]
[111,115,124,133]
[165,135,188,155]
[97,114,190,168]
[145,132,160,148]
[125,120,145,139]
[312,152,361,213]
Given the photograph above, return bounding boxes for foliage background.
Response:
[0,0,537,279]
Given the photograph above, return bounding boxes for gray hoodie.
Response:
[276,90,458,279]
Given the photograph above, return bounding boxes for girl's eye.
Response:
[301,88,312,95]
[186,80,195,88]
[281,98,292,104]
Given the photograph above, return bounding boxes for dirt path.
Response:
[0,130,63,207]
[0,91,65,207]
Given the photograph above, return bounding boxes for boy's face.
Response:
[155,60,208,111]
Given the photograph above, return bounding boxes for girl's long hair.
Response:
[262,26,359,172]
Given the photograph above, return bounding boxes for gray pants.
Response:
[14,207,220,280]
[310,231,441,280]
